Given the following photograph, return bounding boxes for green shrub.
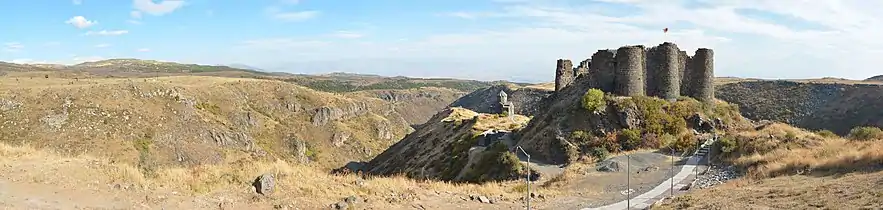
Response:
[815,130,838,138]
[717,135,737,154]
[671,133,698,153]
[589,147,609,162]
[847,126,883,141]
[618,128,642,151]
[659,133,677,149]
[581,89,606,113]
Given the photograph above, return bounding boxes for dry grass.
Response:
[723,123,883,178]
[655,123,883,209]
[0,142,551,209]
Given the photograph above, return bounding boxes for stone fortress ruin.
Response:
[555,42,715,102]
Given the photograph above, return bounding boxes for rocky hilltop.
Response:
[716,80,883,134]
[449,84,553,117]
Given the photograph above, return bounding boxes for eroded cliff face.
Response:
[716,80,883,134]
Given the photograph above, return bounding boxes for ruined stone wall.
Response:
[555,59,574,92]
[689,48,714,102]
[645,47,661,97]
[589,50,617,92]
[575,58,590,78]
[678,51,693,96]
[614,45,645,96]
[652,42,681,100]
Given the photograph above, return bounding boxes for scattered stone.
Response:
[332,201,348,210]
[344,195,360,204]
[477,195,491,204]
[253,173,275,196]
[597,160,620,172]
[694,165,739,189]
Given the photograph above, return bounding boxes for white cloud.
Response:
[130,11,142,19]
[272,10,320,21]
[128,20,143,25]
[241,0,883,81]
[133,0,185,16]
[137,48,151,52]
[84,30,129,36]
[65,16,97,29]
[72,0,82,5]
[331,31,364,39]
[94,44,111,48]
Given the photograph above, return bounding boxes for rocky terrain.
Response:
[716,80,883,134]
[363,107,533,182]
[449,84,553,117]
[516,74,749,165]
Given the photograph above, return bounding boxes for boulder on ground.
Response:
[253,173,275,196]
[597,160,620,172]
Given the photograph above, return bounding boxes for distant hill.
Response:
[865,75,883,81]
[226,63,265,71]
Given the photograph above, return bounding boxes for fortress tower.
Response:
[687,48,714,102]
[555,59,575,92]
[551,42,715,103]
[645,42,681,100]
[614,45,645,96]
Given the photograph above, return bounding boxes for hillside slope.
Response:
[0,75,459,170]
[363,107,532,182]
[716,80,883,134]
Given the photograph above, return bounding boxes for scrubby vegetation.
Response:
[581,88,606,113]
[570,95,743,159]
[461,142,527,183]
[846,126,883,141]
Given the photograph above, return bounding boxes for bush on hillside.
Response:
[581,89,606,113]
[618,128,642,150]
[815,130,838,138]
[671,133,698,154]
[847,126,883,141]
[589,147,609,162]
[717,135,737,154]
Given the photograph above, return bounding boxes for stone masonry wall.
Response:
[590,50,617,93]
[653,42,681,100]
[555,42,712,102]
[614,45,645,96]
[575,58,590,78]
[555,59,575,92]
[678,51,691,96]
[689,48,714,102]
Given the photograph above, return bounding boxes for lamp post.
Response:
[516,146,531,210]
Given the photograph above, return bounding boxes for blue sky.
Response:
[2,0,883,82]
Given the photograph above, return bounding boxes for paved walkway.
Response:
[581,155,703,210]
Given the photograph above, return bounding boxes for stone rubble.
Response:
[694,165,739,189]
